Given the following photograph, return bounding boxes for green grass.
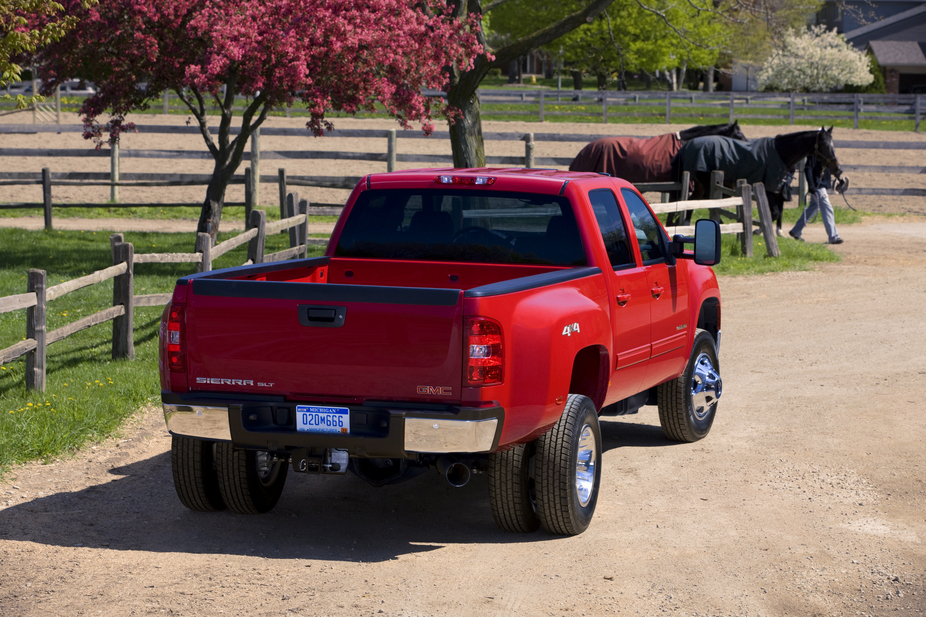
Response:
[0,228,325,473]
[663,206,860,276]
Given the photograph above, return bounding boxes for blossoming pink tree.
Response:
[36,0,482,243]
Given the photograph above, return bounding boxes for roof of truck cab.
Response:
[366,167,637,191]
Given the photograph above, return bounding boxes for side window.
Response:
[588,189,635,269]
[621,188,667,263]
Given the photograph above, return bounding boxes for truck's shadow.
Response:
[0,417,672,561]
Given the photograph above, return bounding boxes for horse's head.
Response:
[816,126,842,178]
[727,120,747,142]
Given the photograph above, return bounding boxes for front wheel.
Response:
[535,394,602,536]
[215,444,288,514]
[657,328,722,442]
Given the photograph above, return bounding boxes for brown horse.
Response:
[568,122,747,184]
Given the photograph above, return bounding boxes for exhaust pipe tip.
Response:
[436,456,471,488]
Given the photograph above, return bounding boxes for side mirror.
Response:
[671,219,721,266]
[693,219,721,266]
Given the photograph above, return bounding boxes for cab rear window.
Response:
[335,189,587,266]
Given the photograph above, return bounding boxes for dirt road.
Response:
[0,216,924,616]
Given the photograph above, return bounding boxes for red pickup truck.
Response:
[160,167,723,536]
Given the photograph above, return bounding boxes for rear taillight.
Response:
[465,317,503,386]
[166,303,186,373]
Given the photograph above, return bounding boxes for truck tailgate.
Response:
[184,280,464,403]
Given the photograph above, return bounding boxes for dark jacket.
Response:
[804,154,832,192]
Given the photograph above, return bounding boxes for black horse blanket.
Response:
[569,133,680,183]
[676,136,790,190]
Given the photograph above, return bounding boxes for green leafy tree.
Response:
[490,0,725,91]
[0,0,87,107]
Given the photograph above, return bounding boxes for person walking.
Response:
[789,154,843,244]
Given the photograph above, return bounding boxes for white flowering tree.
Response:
[758,26,874,92]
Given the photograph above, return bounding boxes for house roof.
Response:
[868,40,926,66]
[845,4,926,42]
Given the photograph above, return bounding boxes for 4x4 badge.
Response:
[562,322,581,337]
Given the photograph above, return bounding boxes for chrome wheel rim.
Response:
[690,352,722,420]
[575,424,597,507]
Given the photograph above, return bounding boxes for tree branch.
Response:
[174,86,218,160]
[483,0,512,12]
[486,0,616,70]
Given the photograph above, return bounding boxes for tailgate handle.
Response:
[298,305,347,328]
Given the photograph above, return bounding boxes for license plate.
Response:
[296,405,350,435]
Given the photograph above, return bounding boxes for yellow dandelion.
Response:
[26,403,33,407]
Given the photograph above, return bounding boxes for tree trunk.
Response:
[196,172,232,246]
[571,70,584,91]
[704,66,715,93]
[596,71,609,91]
[448,89,486,168]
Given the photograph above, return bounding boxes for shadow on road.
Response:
[0,412,676,561]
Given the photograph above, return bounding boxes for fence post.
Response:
[387,129,396,172]
[728,93,734,123]
[797,157,806,208]
[278,168,288,221]
[195,233,212,272]
[25,269,46,392]
[753,182,781,258]
[112,241,135,360]
[110,141,120,203]
[244,167,254,229]
[42,167,52,230]
[709,170,724,223]
[522,133,534,169]
[539,90,545,122]
[163,90,169,114]
[665,92,671,124]
[789,92,795,125]
[602,93,608,124]
[297,198,308,258]
[737,180,753,258]
[110,233,124,263]
[916,95,921,132]
[250,127,260,208]
[247,209,266,264]
[55,84,61,125]
[32,66,38,124]
[286,192,298,248]
[854,93,860,129]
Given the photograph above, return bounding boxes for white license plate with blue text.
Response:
[296,405,350,435]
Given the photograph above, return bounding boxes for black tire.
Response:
[657,328,722,443]
[535,394,602,536]
[171,435,225,512]
[214,443,288,514]
[488,443,540,533]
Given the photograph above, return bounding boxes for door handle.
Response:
[651,285,664,299]
[616,292,631,307]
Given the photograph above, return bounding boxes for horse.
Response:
[568,121,747,185]
[673,127,843,233]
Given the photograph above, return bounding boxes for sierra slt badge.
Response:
[196,377,275,387]
[417,386,452,396]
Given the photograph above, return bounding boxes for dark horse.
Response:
[674,127,842,232]
[568,121,747,184]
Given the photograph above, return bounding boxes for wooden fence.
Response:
[0,201,311,391]
[3,88,923,130]
[1,124,924,230]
